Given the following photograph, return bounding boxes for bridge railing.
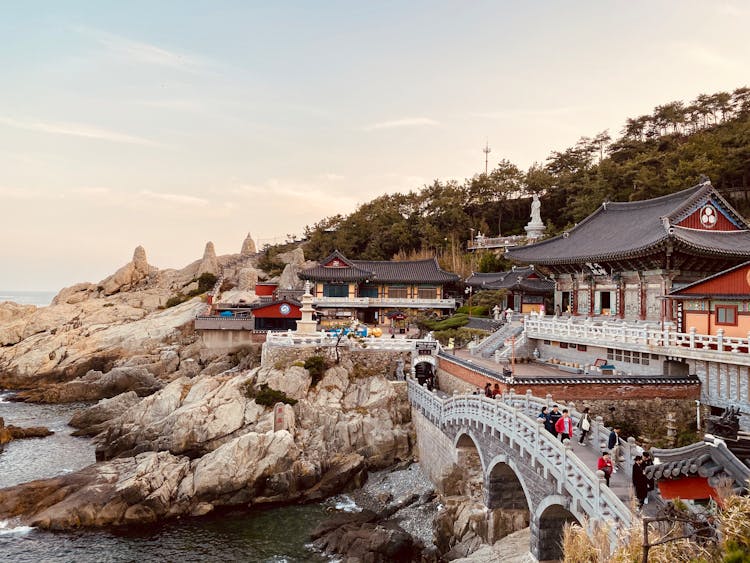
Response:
[408,379,633,531]
[499,389,641,479]
[524,316,750,361]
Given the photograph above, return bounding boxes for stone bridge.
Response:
[408,378,632,561]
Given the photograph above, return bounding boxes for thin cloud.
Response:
[469,106,588,120]
[0,116,165,147]
[672,42,739,70]
[364,117,440,131]
[140,190,209,206]
[136,99,203,112]
[320,173,345,181]
[74,26,206,72]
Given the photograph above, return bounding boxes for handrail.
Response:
[407,378,633,532]
[525,316,750,360]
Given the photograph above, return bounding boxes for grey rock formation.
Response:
[15,366,163,404]
[99,246,153,296]
[241,233,257,256]
[198,242,219,275]
[68,392,142,437]
[238,267,259,291]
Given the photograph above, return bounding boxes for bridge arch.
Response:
[485,455,532,544]
[454,431,487,500]
[486,455,532,511]
[533,496,582,562]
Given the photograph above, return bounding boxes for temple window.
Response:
[715,305,738,326]
[323,284,349,298]
[417,286,437,299]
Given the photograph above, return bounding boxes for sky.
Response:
[1,1,749,291]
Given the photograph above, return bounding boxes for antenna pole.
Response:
[483,140,491,175]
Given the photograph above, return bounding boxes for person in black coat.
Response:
[546,405,562,435]
[632,455,649,509]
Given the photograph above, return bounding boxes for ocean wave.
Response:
[329,495,362,513]
[0,520,35,535]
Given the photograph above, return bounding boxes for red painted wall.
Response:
[253,302,301,319]
[658,475,718,501]
[678,264,750,296]
[676,206,738,231]
[255,283,278,296]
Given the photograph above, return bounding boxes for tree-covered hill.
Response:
[302,87,750,270]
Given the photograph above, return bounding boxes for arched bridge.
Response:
[408,378,633,561]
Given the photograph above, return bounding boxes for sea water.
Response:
[0,290,57,307]
[0,393,331,562]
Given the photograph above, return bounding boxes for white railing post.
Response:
[689,327,696,349]
[717,329,724,352]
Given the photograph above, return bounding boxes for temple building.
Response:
[666,261,750,337]
[465,266,554,313]
[506,179,750,322]
[297,250,459,325]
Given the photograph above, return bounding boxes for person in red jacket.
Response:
[597,451,614,486]
[555,409,574,442]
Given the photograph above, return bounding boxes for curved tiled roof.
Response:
[466,267,553,293]
[506,182,750,265]
[672,227,750,256]
[299,252,459,284]
[644,436,750,491]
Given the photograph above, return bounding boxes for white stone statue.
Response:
[524,193,546,240]
[492,305,502,321]
[530,194,542,225]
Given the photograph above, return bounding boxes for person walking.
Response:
[538,406,549,424]
[484,382,493,397]
[608,427,622,467]
[546,405,562,435]
[555,409,574,442]
[577,407,592,445]
[492,383,501,397]
[597,451,614,486]
[632,455,650,510]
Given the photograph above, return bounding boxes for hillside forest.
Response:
[296,87,750,277]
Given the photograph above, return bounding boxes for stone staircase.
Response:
[471,320,524,359]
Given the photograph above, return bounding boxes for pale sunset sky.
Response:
[1,1,748,291]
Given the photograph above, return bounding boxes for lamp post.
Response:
[465,286,473,319]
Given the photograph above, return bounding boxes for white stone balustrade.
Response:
[312,296,456,308]
[524,316,750,366]
[408,379,632,536]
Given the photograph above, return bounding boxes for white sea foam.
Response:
[0,520,35,535]
[331,495,362,513]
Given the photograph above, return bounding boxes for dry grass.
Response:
[563,494,750,562]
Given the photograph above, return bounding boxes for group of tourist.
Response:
[596,430,656,511]
[536,404,591,444]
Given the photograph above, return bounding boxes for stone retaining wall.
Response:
[436,362,700,447]
[411,408,458,491]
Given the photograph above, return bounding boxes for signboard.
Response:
[416,341,438,353]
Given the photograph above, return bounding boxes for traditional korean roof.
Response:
[250,297,302,310]
[506,180,750,266]
[669,260,750,298]
[299,251,460,284]
[644,435,750,492]
[466,266,554,293]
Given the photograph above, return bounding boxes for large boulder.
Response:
[240,233,257,256]
[95,373,268,460]
[237,267,259,291]
[99,246,153,296]
[198,242,219,276]
[15,366,162,404]
[69,392,143,437]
